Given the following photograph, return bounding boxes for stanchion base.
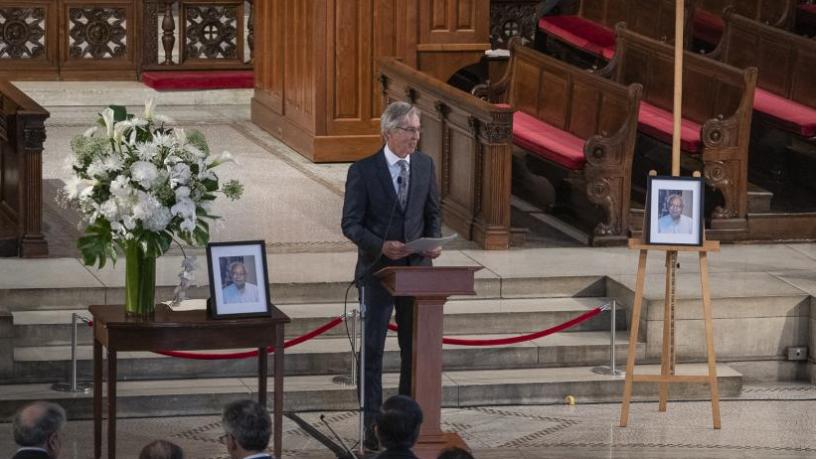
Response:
[51,382,92,393]
[332,375,355,386]
[592,366,625,377]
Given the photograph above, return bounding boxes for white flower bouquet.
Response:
[61,101,242,316]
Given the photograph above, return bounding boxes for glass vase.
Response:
[124,240,157,318]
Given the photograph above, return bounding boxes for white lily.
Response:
[144,99,156,120]
[101,108,115,139]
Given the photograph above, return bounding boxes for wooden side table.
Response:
[90,304,290,459]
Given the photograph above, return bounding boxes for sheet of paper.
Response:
[405,234,458,253]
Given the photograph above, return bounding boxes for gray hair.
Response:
[380,101,421,135]
[12,401,66,447]
[228,261,246,275]
[222,399,271,452]
[139,439,184,459]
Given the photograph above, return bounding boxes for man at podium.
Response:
[341,101,442,451]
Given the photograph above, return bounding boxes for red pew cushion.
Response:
[692,10,724,46]
[511,110,586,170]
[637,102,702,153]
[754,89,816,138]
[798,4,816,27]
[538,16,616,59]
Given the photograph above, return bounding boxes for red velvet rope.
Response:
[86,305,603,359]
[87,316,344,360]
[387,306,603,346]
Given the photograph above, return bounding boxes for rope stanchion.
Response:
[86,315,345,360]
[387,305,605,346]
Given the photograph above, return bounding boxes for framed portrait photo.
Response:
[206,240,272,319]
[645,176,704,246]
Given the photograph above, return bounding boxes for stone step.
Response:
[747,183,774,214]
[0,364,743,420]
[11,331,643,384]
[0,276,604,311]
[12,81,253,107]
[11,297,620,347]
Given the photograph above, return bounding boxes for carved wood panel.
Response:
[67,6,127,59]
[59,0,137,77]
[182,2,243,62]
[489,0,536,48]
[0,6,46,58]
[418,0,488,45]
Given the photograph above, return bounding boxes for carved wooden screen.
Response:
[0,0,136,79]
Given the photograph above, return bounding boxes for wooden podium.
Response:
[376,266,481,459]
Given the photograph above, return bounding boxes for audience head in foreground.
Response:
[11,401,66,459]
[437,446,475,459]
[376,395,424,456]
[222,399,273,459]
[139,439,184,459]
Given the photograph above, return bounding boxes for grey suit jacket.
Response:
[341,148,442,281]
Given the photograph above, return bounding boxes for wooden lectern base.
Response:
[413,432,469,459]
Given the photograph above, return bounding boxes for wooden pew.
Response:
[378,58,514,250]
[711,11,816,139]
[693,0,798,47]
[0,81,49,257]
[488,40,642,245]
[599,24,757,222]
[536,0,690,66]
[709,10,816,197]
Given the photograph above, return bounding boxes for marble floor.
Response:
[4,383,816,458]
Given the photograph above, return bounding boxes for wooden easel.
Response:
[619,0,721,429]
[617,233,722,429]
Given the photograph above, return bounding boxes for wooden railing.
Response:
[379,58,514,250]
[0,82,49,258]
[0,0,254,80]
[141,0,254,71]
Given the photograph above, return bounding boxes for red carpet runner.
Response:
[142,70,254,91]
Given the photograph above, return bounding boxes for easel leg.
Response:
[658,251,673,412]
[699,251,721,429]
[620,249,648,427]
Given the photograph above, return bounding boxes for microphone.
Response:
[397,176,402,185]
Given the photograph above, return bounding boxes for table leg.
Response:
[258,346,267,407]
[107,348,117,459]
[94,340,102,459]
[274,324,284,459]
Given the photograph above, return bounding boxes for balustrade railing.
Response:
[0,0,254,80]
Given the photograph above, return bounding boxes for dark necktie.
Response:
[397,159,409,209]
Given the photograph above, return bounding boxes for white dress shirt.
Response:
[384,144,410,195]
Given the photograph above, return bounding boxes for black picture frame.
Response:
[644,176,704,246]
[206,240,272,319]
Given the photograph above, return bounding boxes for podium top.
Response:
[374,266,481,297]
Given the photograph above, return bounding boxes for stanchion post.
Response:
[592,301,624,377]
[611,299,618,375]
[52,313,91,393]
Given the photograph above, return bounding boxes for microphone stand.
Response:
[358,282,367,458]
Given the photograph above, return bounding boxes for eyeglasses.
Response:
[395,126,421,135]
